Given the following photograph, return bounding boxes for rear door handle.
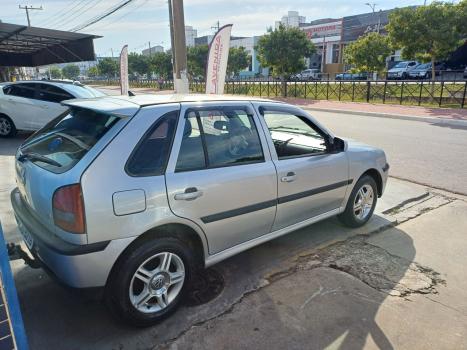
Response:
[281,172,297,183]
[174,187,203,201]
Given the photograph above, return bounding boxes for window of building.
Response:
[332,44,340,64]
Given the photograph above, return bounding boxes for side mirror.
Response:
[329,136,345,153]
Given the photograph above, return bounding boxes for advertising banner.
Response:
[119,44,129,95]
[205,24,233,94]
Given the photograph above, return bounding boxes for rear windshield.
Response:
[20,107,119,173]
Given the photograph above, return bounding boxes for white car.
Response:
[0,80,105,137]
[387,61,419,80]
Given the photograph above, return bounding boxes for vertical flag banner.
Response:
[120,45,129,95]
[206,24,233,94]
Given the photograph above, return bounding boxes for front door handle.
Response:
[174,187,203,201]
[281,172,297,183]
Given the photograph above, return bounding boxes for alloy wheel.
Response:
[129,252,185,313]
[0,117,12,136]
[353,184,374,220]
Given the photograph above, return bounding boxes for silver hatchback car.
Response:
[11,94,388,326]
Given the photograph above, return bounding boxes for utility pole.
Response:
[168,0,176,76]
[170,0,189,93]
[19,5,43,27]
[211,20,220,33]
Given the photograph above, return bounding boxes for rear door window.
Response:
[20,107,119,173]
[38,84,74,103]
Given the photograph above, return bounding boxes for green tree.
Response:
[187,44,209,79]
[61,64,80,79]
[227,46,250,76]
[344,32,391,74]
[387,1,466,79]
[257,25,315,95]
[128,53,151,77]
[97,57,118,78]
[49,66,62,79]
[87,66,99,78]
[150,51,173,79]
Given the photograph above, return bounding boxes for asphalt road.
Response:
[307,110,467,195]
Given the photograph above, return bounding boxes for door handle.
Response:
[281,172,297,183]
[174,187,203,201]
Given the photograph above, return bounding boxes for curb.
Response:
[302,107,467,127]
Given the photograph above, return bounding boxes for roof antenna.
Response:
[128,91,135,96]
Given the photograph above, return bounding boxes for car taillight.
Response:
[52,184,85,234]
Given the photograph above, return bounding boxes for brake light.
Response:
[52,184,85,234]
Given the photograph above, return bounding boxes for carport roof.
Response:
[0,22,101,67]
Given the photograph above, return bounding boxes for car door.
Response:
[254,102,350,231]
[1,83,40,130]
[165,101,277,255]
[34,83,71,129]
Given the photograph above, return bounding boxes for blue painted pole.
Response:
[0,221,29,350]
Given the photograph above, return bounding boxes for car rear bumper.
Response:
[10,188,134,288]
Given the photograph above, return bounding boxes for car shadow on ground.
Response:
[13,215,415,350]
[0,133,30,156]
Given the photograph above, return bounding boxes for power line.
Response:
[69,0,136,32]
[42,0,90,27]
[89,0,149,31]
[34,0,84,27]
[18,5,43,26]
[50,0,101,29]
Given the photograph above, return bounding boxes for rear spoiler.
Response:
[61,96,140,118]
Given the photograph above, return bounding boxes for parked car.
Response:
[335,72,368,80]
[0,80,105,137]
[11,94,389,326]
[387,61,419,80]
[464,66,467,79]
[296,69,320,80]
[408,62,446,79]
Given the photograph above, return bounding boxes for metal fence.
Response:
[85,79,467,108]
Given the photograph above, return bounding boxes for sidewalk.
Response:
[274,98,467,125]
[91,85,467,125]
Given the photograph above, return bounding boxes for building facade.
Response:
[185,26,198,47]
[275,11,306,29]
[142,45,164,56]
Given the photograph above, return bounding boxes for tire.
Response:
[338,175,378,228]
[105,237,196,327]
[0,115,17,138]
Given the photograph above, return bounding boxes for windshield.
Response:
[20,107,119,173]
[416,63,431,69]
[393,62,408,68]
[63,84,106,98]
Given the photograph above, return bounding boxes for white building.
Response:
[185,26,197,47]
[275,11,306,29]
[142,45,164,56]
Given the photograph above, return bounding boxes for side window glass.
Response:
[126,111,179,176]
[198,108,264,167]
[175,113,206,172]
[263,111,328,159]
[5,84,36,99]
[38,84,74,103]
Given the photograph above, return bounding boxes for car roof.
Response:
[2,80,83,89]
[62,94,279,118]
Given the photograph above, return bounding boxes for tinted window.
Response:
[175,106,264,172]
[20,107,119,173]
[38,84,74,103]
[3,83,36,99]
[263,111,328,158]
[64,84,106,98]
[126,111,179,176]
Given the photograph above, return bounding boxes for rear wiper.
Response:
[18,152,62,167]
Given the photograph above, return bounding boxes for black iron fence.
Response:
[84,79,467,109]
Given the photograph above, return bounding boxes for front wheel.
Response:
[338,175,377,228]
[105,237,195,327]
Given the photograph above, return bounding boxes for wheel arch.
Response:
[360,168,383,197]
[106,222,207,287]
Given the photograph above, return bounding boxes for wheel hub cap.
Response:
[353,184,374,220]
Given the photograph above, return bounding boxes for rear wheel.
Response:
[105,237,195,327]
[338,175,377,228]
[0,115,16,137]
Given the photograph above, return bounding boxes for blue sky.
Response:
[2,0,423,57]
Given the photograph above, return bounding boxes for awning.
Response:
[0,22,101,67]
